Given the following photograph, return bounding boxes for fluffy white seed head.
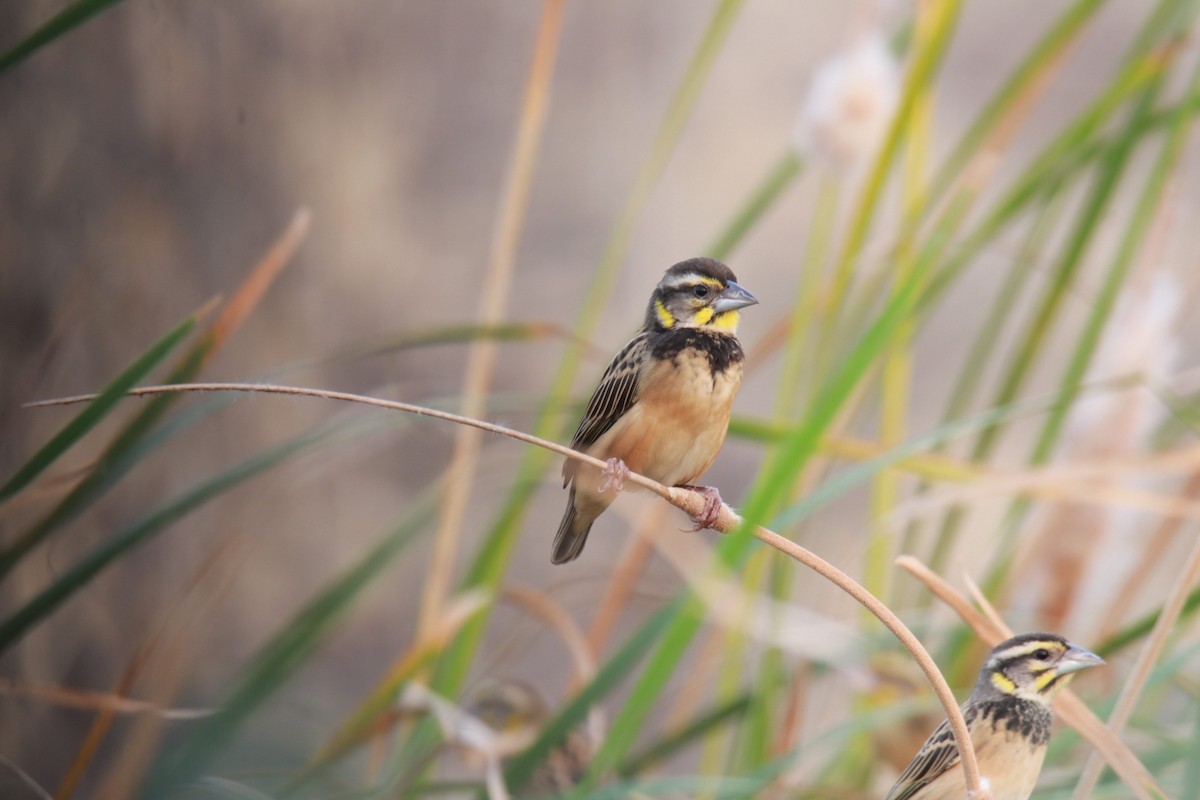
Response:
[794,30,900,173]
[1065,268,1181,455]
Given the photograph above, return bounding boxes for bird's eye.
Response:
[1034,648,1051,661]
[693,285,710,299]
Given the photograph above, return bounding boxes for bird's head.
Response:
[977,632,1104,705]
[465,679,549,733]
[645,257,758,333]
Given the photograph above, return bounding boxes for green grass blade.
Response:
[978,9,1200,594]
[1187,693,1200,795]
[147,488,437,793]
[741,231,935,529]
[620,694,752,777]
[1094,585,1200,658]
[429,0,748,706]
[1027,45,1200,465]
[181,777,277,800]
[0,0,126,73]
[503,599,679,793]
[316,321,569,365]
[930,59,1171,578]
[918,47,1171,314]
[0,417,380,655]
[772,387,1087,532]
[574,247,937,790]
[573,598,710,796]
[925,0,1109,205]
[0,310,198,505]
[828,0,962,281]
[583,774,778,800]
[907,183,1068,570]
[705,150,804,261]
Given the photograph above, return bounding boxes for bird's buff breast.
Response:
[914,723,1045,800]
[587,346,743,488]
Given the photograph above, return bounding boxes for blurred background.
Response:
[2,1,1199,797]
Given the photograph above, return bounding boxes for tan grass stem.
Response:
[583,508,662,664]
[421,0,566,638]
[28,380,988,797]
[1071,523,1200,798]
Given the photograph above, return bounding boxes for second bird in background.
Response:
[552,257,758,564]
[885,632,1104,800]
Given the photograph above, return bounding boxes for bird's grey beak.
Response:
[713,281,759,313]
[1057,644,1105,675]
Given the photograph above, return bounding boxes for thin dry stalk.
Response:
[0,679,211,719]
[209,207,312,348]
[398,683,532,800]
[91,617,193,800]
[420,0,566,638]
[501,585,597,685]
[583,506,663,666]
[0,756,52,800]
[58,538,243,799]
[0,463,92,518]
[27,380,987,796]
[55,203,315,792]
[772,660,808,757]
[648,519,863,661]
[499,584,605,748]
[735,524,984,795]
[665,624,725,732]
[1099,467,1200,639]
[896,556,1168,800]
[962,573,1008,634]
[310,591,489,774]
[1072,523,1200,798]
[887,445,1200,529]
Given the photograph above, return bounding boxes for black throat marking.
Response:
[968,696,1052,748]
[649,327,744,376]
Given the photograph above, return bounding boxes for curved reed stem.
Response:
[27,381,986,797]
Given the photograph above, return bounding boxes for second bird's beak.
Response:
[713,281,759,313]
[1057,643,1105,675]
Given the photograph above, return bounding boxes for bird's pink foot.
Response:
[680,485,723,531]
[598,457,630,494]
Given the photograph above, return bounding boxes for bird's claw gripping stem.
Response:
[681,485,723,531]
[598,457,630,494]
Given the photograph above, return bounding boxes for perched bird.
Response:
[465,680,592,793]
[884,633,1104,800]
[552,257,758,564]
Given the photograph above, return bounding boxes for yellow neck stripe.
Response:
[655,298,675,328]
[1033,670,1061,692]
[693,307,714,326]
[990,671,1017,694]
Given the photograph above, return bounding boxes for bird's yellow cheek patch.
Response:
[693,307,714,326]
[991,672,1017,694]
[711,310,739,331]
[655,299,675,328]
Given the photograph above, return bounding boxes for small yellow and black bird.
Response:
[552,257,758,564]
[466,680,592,793]
[884,632,1104,800]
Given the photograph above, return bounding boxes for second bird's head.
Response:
[977,632,1105,705]
[645,257,758,333]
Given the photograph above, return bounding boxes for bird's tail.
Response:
[551,488,595,564]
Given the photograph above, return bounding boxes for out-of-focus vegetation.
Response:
[2,1,1199,798]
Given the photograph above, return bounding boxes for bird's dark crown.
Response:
[661,257,739,286]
